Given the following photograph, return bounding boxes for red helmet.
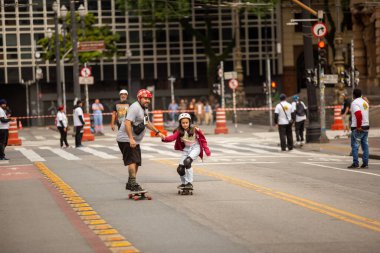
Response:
[137,89,152,100]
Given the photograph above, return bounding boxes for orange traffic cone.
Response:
[214,108,229,134]
[150,110,168,137]
[7,118,22,146]
[82,113,95,141]
[331,106,344,130]
[18,120,23,130]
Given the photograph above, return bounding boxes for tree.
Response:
[37,12,120,63]
[116,0,276,92]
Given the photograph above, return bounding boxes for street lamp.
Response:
[126,49,132,95]
[70,0,80,100]
[78,4,86,37]
[168,76,176,104]
[52,1,62,106]
[35,52,43,120]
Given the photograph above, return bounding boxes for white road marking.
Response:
[15,148,46,162]
[302,162,380,177]
[35,136,45,140]
[77,147,117,159]
[89,144,120,152]
[141,145,179,157]
[39,147,81,160]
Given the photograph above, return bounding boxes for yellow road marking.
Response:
[34,162,141,253]
[157,159,380,233]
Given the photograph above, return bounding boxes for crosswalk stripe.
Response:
[89,144,120,152]
[35,136,45,140]
[141,145,179,157]
[15,147,46,162]
[39,147,81,160]
[228,143,274,154]
[77,147,117,159]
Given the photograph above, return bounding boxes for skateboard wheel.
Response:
[190,191,193,195]
[133,196,139,201]
[178,190,181,195]
[128,194,132,199]
[147,196,152,200]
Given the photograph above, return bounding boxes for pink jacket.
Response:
[162,128,211,159]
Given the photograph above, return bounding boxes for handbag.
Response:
[133,122,145,135]
[280,103,293,124]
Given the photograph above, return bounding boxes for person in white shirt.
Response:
[0,99,11,160]
[291,95,308,146]
[348,88,370,169]
[274,94,294,151]
[73,100,85,148]
[56,105,69,148]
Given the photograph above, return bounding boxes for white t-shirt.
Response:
[56,111,68,127]
[73,107,84,126]
[275,101,292,125]
[0,107,9,129]
[350,97,369,127]
[291,101,307,122]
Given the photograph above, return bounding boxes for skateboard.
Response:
[178,188,193,195]
[128,190,152,201]
[334,134,350,139]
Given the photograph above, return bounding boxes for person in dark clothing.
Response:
[0,99,11,160]
[274,94,293,151]
[111,89,130,131]
[341,93,351,134]
[73,100,85,148]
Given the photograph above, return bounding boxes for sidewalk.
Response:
[167,122,380,160]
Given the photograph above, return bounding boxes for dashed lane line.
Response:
[157,159,380,233]
[34,162,140,253]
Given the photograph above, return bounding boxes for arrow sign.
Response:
[312,23,327,38]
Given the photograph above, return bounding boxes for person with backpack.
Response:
[274,94,294,151]
[291,95,308,146]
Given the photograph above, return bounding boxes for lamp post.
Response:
[126,49,132,95]
[60,5,68,113]
[21,79,32,126]
[168,76,176,104]
[78,4,86,36]
[52,1,62,106]
[35,52,43,125]
[70,0,80,100]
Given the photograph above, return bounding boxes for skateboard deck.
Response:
[128,190,152,201]
[178,188,193,195]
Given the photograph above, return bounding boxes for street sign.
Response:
[79,76,94,85]
[78,41,105,52]
[312,23,327,38]
[228,79,238,89]
[80,67,92,77]
[224,71,237,80]
[323,74,338,84]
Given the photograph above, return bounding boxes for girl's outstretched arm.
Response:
[196,128,211,156]
[162,130,179,142]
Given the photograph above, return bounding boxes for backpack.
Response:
[295,101,306,116]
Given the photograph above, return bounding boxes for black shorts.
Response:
[117,142,142,166]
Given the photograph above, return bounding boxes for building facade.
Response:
[0,0,282,118]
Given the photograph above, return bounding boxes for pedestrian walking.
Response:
[347,88,370,169]
[274,94,294,151]
[341,93,351,134]
[117,89,165,192]
[168,99,179,125]
[73,100,85,148]
[161,113,211,190]
[56,106,70,148]
[291,95,307,146]
[0,99,11,160]
[204,101,213,125]
[195,100,205,125]
[188,98,196,123]
[111,89,130,131]
[92,99,104,135]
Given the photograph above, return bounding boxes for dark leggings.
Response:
[295,120,305,142]
[278,124,293,151]
[57,127,69,147]
[75,126,84,147]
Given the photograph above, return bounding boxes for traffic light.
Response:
[305,69,318,87]
[271,81,277,93]
[318,40,327,68]
[343,70,351,86]
[213,83,221,95]
[354,69,360,86]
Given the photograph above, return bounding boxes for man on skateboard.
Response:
[117,89,165,192]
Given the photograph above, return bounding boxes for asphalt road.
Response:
[1,128,380,253]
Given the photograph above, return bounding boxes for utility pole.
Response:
[70,0,80,100]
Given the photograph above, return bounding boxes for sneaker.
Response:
[0,157,9,160]
[177,184,186,189]
[75,145,84,148]
[131,183,145,192]
[360,164,369,169]
[184,183,193,190]
[347,164,359,169]
[125,182,132,190]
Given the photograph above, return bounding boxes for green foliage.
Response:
[37,12,120,63]
[116,0,277,91]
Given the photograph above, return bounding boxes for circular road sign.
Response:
[80,67,92,77]
[312,23,327,38]
[229,79,238,90]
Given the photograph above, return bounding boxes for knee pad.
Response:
[177,165,185,176]
[183,156,193,169]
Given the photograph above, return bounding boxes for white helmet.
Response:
[119,89,128,95]
[178,113,191,122]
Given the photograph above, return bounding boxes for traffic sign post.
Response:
[228,79,239,132]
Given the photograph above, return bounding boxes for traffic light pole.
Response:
[266,57,274,132]
[220,61,225,109]
[319,65,329,143]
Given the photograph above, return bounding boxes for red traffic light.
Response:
[271,81,276,88]
[318,40,326,49]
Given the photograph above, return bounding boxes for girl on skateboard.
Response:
[162,113,211,190]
